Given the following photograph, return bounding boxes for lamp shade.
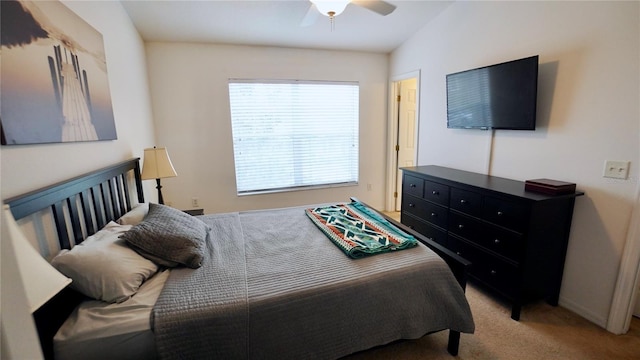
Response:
[2,205,72,313]
[141,147,178,180]
[311,0,350,16]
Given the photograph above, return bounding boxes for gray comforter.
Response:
[152,205,475,360]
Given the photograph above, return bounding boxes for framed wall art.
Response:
[1,0,117,145]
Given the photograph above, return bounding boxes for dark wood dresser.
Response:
[401,165,583,320]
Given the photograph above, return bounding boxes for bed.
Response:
[4,158,475,360]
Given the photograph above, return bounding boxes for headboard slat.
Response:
[121,174,132,215]
[52,202,71,250]
[134,165,144,205]
[101,181,115,222]
[110,177,124,219]
[114,178,122,218]
[80,190,96,236]
[92,185,107,230]
[67,195,84,246]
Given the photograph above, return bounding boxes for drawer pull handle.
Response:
[410,183,416,188]
[432,190,439,195]
[491,270,497,276]
[430,212,437,217]
[497,211,504,216]
[494,239,501,244]
[458,224,464,229]
[409,203,415,208]
[460,199,467,204]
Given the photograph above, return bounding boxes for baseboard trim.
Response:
[559,296,608,329]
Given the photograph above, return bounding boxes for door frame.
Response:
[607,184,640,334]
[385,70,420,212]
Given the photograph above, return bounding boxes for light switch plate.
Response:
[603,160,630,179]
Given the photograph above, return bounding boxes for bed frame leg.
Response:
[447,330,460,356]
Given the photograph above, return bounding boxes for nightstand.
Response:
[183,208,204,216]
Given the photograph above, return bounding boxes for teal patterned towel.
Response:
[306,200,418,258]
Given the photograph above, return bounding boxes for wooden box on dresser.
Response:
[401,165,584,320]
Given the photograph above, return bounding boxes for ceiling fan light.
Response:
[311,0,351,17]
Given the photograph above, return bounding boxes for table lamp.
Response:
[3,204,72,313]
[141,146,177,205]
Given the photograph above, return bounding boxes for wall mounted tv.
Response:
[446,55,539,130]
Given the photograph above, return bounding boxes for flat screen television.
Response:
[446,55,539,130]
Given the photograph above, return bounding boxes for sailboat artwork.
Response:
[0,0,117,145]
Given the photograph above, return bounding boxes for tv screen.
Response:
[446,55,539,130]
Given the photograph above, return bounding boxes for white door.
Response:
[395,78,418,211]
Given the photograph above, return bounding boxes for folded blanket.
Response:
[306,200,418,258]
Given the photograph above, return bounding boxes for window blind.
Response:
[228,80,359,194]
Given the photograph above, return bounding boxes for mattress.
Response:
[53,269,169,360]
[153,206,475,360]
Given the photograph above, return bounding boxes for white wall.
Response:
[390,1,639,327]
[0,0,156,355]
[145,43,389,213]
[0,1,156,200]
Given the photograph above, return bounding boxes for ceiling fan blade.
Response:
[351,0,397,16]
[300,3,320,27]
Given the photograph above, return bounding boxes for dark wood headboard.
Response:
[3,158,145,360]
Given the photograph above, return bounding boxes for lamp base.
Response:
[155,178,164,205]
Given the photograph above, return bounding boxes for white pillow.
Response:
[116,203,149,226]
[51,221,158,303]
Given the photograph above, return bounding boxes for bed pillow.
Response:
[120,203,210,269]
[116,203,149,226]
[51,221,159,303]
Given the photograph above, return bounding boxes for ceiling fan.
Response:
[301,0,397,27]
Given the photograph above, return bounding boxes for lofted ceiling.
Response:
[120,0,453,53]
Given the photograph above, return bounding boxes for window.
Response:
[228,80,359,195]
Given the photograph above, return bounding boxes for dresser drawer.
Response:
[450,188,482,217]
[401,213,448,247]
[451,238,519,299]
[448,211,483,243]
[483,196,528,231]
[402,195,448,229]
[480,226,522,262]
[449,211,522,262]
[423,180,449,206]
[403,175,424,198]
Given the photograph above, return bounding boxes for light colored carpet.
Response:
[350,212,640,359]
[344,284,640,359]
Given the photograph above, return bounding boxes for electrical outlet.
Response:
[603,160,630,179]
[191,197,199,208]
